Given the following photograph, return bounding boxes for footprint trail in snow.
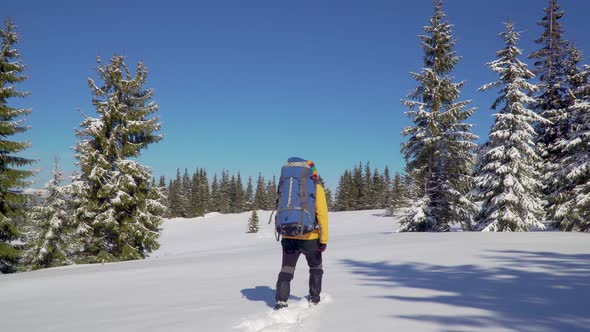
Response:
[235,294,333,332]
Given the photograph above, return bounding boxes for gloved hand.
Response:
[318,242,327,252]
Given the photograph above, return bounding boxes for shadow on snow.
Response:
[241,286,303,309]
[341,250,590,332]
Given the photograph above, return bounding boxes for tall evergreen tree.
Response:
[158,176,166,188]
[219,171,231,213]
[335,170,353,211]
[351,163,363,210]
[564,46,584,97]
[181,168,192,217]
[265,177,277,210]
[324,187,334,211]
[230,173,245,213]
[228,175,236,212]
[244,176,254,211]
[0,19,35,273]
[383,166,393,209]
[547,45,585,228]
[362,162,373,209]
[167,170,182,217]
[23,159,71,270]
[199,169,210,214]
[372,168,385,209]
[71,55,164,262]
[474,21,547,232]
[400,0,478,232]
[190,169,204,217]
[316,176,333,211]
[551,62,590,231]
[388,173,405,215]
[157,175,169,217]
[529,0,571,216]
[209,174,221,212]
[253,173,267,210]
[401,168,419,206]
[237,173,246,212]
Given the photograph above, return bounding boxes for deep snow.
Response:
[1,210,589,332]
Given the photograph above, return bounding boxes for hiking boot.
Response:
[306,295,320,305]
[274,301,288,310]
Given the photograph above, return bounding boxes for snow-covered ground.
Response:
[1,210,589,332]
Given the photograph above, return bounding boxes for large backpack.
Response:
[273,157,317,238]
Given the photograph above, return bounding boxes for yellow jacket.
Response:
[282,184,329,244]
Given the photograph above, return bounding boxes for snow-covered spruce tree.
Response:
[189,170,201,217]
[198,169,210,214]
[371,168,384,209]
[564,46,584,97]
[71,55,164,263]
[209,174,221,212]
[401,167,420,205]
[219,171,232,213]
[546,45,584,229]
[362,162,373,209]
[325,188,334,211]
[180,168,192,217]
[551,63,590,231]
[473,21,548,232]
[168,169,183,217]
[253,173,267,210]
[528,0,571,217]
[335,170,353,211]
[388,173,405,215]
[383,166,393,209]
[22,160,72,270]
[266,176,277,210]
[156,175,169,217]
[158,175,166,188]
[352,163,365,210]
[247,210,259,233]
[400,0,478,232]
[244,177,254,211]
[232,173,246,213]
[316,176,333,211]
[0,19,35,273]
[190,169,209,217]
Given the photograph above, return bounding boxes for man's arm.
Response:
[316,185,329,244]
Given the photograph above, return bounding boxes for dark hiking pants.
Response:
[275,238,323,303]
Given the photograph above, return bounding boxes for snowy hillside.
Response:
[1,210,589,332]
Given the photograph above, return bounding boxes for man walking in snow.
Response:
[273,158,329,310]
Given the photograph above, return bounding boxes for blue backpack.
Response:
[272,157,317,239]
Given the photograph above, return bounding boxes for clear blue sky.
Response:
[5,0,590,191]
